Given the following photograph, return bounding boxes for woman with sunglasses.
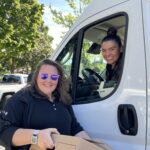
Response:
[0,59,90,150]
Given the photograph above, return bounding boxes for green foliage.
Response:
[80,39,105,74]
[0,0,53,73]
[50,0,94,72]
[25,24,54,72]
[50,0,92,28]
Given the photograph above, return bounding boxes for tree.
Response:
[49,0,92,28]
[24,25,54,72]
[50,0,104,73]
[0,0,44,73]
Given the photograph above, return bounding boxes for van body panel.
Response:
[142,0,150,149]
[51,0,149,149]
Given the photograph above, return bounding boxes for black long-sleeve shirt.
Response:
[0,88,83,150]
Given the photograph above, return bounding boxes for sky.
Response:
[37,0,72,49]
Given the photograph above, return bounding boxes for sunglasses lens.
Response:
[51,75,59,80]
[41,73,48,80]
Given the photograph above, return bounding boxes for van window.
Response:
[57,14,127,103]
[76,15,127,102]
[57,34,78,78]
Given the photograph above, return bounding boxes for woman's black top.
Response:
[105,54,123,82]
[0,87,83,150]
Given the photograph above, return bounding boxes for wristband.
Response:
[31,130,39,144]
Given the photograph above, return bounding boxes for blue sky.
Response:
[37,0,71,49]
[38,0,66,7]
[38,0,72,11]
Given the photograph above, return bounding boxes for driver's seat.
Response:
[76,76,99,99]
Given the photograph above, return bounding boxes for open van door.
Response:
[51,0,147,149]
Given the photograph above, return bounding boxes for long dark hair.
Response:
[29,59,72,104]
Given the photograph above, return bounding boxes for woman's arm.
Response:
[12,128,59,149]
[12,129,33,146]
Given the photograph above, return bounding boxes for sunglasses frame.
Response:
[40,73,60,81]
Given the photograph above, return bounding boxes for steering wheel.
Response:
[82,68,104,84]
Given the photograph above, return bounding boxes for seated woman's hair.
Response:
[102,27,122,48]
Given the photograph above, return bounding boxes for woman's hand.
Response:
[38,128,60,150]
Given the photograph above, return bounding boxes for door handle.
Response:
[117,104,138,135]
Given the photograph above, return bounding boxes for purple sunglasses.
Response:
[40,73,60,81]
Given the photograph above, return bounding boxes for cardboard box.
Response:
[30,134,112,150]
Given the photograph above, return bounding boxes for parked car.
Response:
[1,73,28,84]
[0,74,28,109]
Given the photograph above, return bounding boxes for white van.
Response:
[50,0,150,149]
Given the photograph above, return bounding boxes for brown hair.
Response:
[30,59,72,104]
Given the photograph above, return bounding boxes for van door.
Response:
[54,0,146,149]
[142,0,150,150]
